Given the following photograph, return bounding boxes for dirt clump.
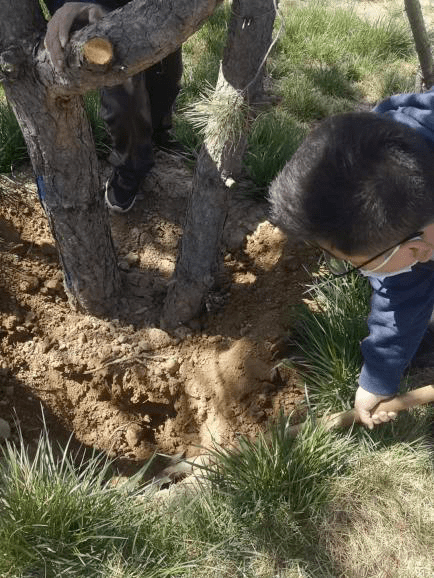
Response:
[0,152,316,469]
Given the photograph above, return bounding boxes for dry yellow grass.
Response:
[319,444,434,577]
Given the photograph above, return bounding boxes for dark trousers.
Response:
[100,48,183,186]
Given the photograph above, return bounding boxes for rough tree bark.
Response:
[161,0,277,328]
[404,0,434,90]
[0,0,221,316]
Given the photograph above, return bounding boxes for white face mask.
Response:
[359,235,423,279]
[359,263,418,279]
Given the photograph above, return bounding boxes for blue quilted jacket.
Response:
[358,90,434,396]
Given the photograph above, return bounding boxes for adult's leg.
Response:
[146,47,183,147]
[100,72,154,211]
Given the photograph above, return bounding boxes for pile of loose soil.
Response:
[0,151,317,472]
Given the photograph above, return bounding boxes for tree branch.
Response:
[36,0,223,94]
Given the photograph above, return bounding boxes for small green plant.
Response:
[39,0,51,20]
[179,415,358,575]
[284,268,371,413]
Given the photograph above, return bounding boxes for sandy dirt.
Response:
[0,151,317,473]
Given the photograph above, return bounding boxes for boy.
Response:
[269,90,434,429]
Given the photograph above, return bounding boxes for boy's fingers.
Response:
[371,410,398,424]
[355,386,395,429]
[371,412,385,425]
[357,408,375,430]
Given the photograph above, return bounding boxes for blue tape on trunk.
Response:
[36,175,46,203]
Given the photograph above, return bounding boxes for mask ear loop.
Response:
[360,243,402,273]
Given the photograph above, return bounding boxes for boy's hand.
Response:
[44,2,107,72]
[355,386,397,430]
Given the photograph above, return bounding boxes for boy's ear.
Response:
[405,240,433,262]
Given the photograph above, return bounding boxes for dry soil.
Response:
[0,151,317,474]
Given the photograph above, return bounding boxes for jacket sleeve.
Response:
[359,265,434,396]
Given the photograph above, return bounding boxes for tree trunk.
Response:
[6,84,122,316]
[404,0,434,90]
[162,0,276,328]
[0,0,221,316]
[161,146,229,327]
[223,0,277,103]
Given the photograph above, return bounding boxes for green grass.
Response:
[268,2,417,123]
[245,111,308,192]
[205,414,355,526]
[321,440,434,577]
[282,268,371,413]
[0,425,195,577]
[1,408,433,577]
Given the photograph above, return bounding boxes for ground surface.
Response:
[0,152,316,473]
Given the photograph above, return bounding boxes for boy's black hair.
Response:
[268,112,434,255]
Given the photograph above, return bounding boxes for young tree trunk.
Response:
[162,0,277,328]
[6,84,122,317]
[0,0,221,316]
[404,0,434,90]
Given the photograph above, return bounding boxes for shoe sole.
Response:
[104,182,136,214]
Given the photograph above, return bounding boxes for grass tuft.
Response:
[183,80,249,162]
[204,412,355,521]
[283,269,371,413]
[0,423,192,577]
